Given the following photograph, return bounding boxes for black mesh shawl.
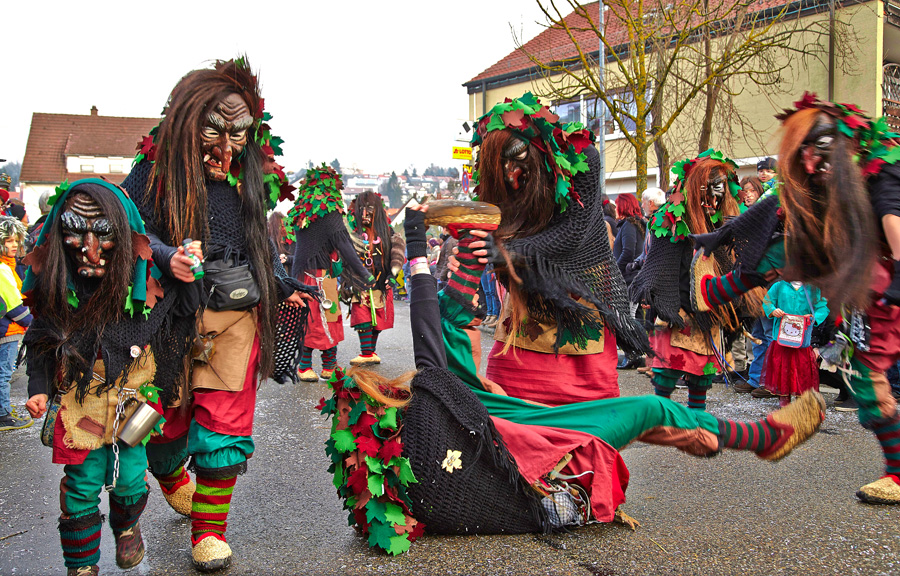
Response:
[290,210,371,291]
[403,367,547,535]
[689,194,783,272]
[24,287,188,406]
[502,146,650,355]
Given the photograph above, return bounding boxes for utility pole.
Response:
[598,2,606,198]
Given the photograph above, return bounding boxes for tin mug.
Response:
[117,401,163,447]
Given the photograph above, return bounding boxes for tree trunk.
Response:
[634,140,649,198]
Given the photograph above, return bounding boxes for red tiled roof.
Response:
[20,111,159,184]
[466,0,791,85]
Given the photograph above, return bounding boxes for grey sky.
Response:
[2,1,547,176]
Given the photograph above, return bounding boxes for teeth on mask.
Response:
[99,259,106,266]
[204,154,211,163]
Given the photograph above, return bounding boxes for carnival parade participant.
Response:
[469,93,649,405]
[0,216,32,432]
[691,92,900,504]
[630,149,747,411]
[23,179,194,575]
[318,201,827,556]
[342,191,404,365]
[120,58,313,571]
[286,164,373,381]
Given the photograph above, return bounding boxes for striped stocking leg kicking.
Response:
[371,330,381,354]
[298,346,313,371]
[321,346,337,370]
[191,475,237,545]
[59,511,102,569]
[717,418,780,453]
[358,329,375,357]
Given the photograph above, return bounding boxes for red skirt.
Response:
[350,288,394,331]
[763,342,818,396]
[485,327,619,405]
[301,273,344,350]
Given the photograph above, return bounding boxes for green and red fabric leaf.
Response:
[321,368,421,555]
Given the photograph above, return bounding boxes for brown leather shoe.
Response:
[751,386,778,399]
[733,382,755,393]
[114,521,145,569]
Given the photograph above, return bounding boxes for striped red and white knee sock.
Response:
[191,475,237,545]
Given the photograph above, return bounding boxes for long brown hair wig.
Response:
[778,108,876,309]
[148,58,280,379]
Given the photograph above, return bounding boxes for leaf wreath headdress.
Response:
[470,92,596,211]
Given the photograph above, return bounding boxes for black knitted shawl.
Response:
[503,146,650,355]
[403,367,547,535]
[690,193,783,273]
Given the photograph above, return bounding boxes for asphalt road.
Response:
[1,299,897,575]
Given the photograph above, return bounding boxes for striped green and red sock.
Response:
[702,270,762,308]
[872,413,900,477]
[59,511,102,568]
[299,346,313,370]
[358,329,375,356]
[687,387,708,411]
[718,418,780,453]
[322,346,337,370]
[156,465,191,496]
[191,475,237,545]
[109,492,148,534]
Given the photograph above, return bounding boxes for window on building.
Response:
[554,89,643,139]
[80,165,94,173]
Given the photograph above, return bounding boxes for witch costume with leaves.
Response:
[342,191,405,365]
[318,204,828,556]
[470,92,649,404]
[119,58,315,571]
[690,93,900,505]
[629,149,746,411]
[287,164,373,381]
[22,179,197,576]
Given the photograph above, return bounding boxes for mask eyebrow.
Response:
[232,117,253,131]
[207,114,227,130]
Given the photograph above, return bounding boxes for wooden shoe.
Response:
[161,478,195,517]
[114,521,145,569]
[856,475,900,505]
[757,390,826,461]
[319,369,334,380]
[192,535,233,572]
[298,368,319,382]
[424,199,501,228]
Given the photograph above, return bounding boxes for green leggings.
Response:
[61,442,148,517]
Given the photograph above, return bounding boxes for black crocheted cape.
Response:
[24,285,191,407]
[503,146,650,355]
[689,193,783,273]
[403,367,547,535]
[290,210,371,291]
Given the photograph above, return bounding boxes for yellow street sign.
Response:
[452,146,473,160]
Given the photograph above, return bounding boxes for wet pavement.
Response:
[1,299,897,575]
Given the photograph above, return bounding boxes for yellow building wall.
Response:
[467,2,882,191]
